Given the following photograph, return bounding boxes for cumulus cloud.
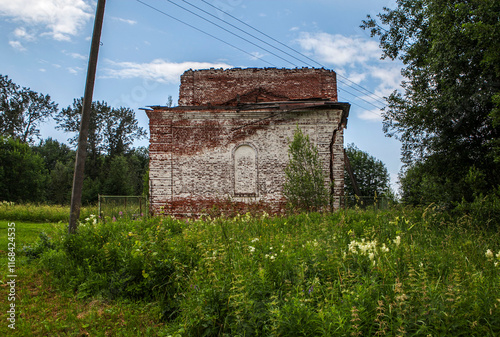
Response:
[295,31,403,122]
[102,59,233,83]
[13,27,36,41]
[0,0,93,41]
[296,32,380,67]
[9,40,26,51]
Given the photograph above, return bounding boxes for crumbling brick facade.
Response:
[145,67,349,216]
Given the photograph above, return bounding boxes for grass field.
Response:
[1,205,500,336]
[0,220,167,336]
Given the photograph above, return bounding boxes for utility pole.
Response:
[69,0,106,234]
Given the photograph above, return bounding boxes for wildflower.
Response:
[248,246,255,253]
[368,252,375,261]
[381,243,389,253]
[119,211,123,216]
[486,249,494,260]
[251,238,259,243]
[393,236,401,246]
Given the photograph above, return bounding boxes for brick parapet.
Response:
[178,68,337,106]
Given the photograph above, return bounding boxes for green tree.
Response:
[55,98,146,158]
[48,161,73,205]
[55,99,147,203]
[102,155,134,196]
[362,0,500,205]
[34,138,74,171]
[34,138,75,204]
[283,126,329,212]
[0,75,58,143]
[0,137,47,202]
[344,144,391,198]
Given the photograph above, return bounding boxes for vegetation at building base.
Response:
[6,204,498,336]
[283,126,330,212]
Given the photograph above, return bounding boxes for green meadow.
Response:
[1,205,500,336]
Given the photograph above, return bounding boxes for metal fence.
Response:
[98,195,148,221]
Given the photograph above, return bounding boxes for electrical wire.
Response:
[135,0,276,67]
[198,0,387,107]
[135,0,386,117]
[164,0,384,111]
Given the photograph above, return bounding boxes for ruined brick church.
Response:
[145,67,349,216]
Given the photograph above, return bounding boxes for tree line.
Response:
[362,0,500,211]
[0,74,148,204]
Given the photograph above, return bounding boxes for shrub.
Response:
[283,126,329,212]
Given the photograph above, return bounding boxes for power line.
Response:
[135,0,385,117]
[135,0,276,67]
[165,0,384,111]
[199,0,387,107]
[180,0,315,68]
[163,0,297,67]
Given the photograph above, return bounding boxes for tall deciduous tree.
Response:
[55,98,147,158]
[362,0,500,205]
[0,75,58,143]
[344,144,391,198]
[0,137,47,202]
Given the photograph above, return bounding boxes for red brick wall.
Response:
[146,67,348,217]
[178,67,337,106]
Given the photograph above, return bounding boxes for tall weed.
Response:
[29,207,500,336]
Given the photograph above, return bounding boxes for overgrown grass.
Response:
[0,220,166,336]
[0,202,97,223]
[16,205,500,336]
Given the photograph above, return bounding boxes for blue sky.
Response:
[0,0,403,191]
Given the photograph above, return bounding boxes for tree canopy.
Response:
[0,74,58,143]
[362,0,500,205]
[344,144,391,198]
[55,98,147,158]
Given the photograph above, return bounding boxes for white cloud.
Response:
[14,27,35,41]
[111,16,137,25]
[0,0,93,41]
[296,32,380,67]
[9,40,26,51]
[358,108,383,121]
[250,52,265,60]
[295,31,404,123]
[368,65,402,95]
[102,59,233,83]
[63,50,87,60]
[67,66,83,75]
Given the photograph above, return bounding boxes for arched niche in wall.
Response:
[233,144,258,197]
